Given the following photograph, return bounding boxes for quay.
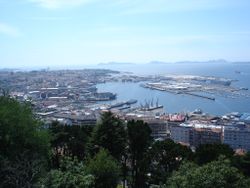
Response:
[182,92,215,100]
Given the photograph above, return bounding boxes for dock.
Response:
[182,92,215,100]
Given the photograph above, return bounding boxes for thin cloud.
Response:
[116,0,244,15]
[29,0,94,9]
[0,22,21,37]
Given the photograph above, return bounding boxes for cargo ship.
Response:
[140,98,163,111]
[86,92,117,101]
[126,99,137,105]
[108,99,138,109]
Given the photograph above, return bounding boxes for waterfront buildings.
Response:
[170,119,250,151]
[190,126,222,147]
[223,125,250,151]
[147,120,169,140]
[170,123,222,147]
[170,123,192,145]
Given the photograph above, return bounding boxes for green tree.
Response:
[87,149,121,188]
[194,143,234,165]
[49,122,93,167]
[50,121,70,168]
[149,139,193,185]
[0,96,50,187]
[127,120,152,188]
[232,151,250,177]
[0,152,48,188]
[66,125,92,159]
[88,111,127,160]
[43,157,94,188]
[166,156,250,188]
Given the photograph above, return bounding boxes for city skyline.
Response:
[1,0,250,68]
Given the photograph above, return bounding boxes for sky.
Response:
[0,0,250,68]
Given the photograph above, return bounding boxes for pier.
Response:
[181,92,215,100]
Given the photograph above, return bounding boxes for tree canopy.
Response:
[194,143,234,165]
[87,149,121,188]
[0,96,50,187]
[232,151,250,177]
[127,119,152,188]
[149,139,193,185]
[0,96,50,159]
[166,156,250,188]
[49,121,93,167]
[88,111,127,160]
[43,156,94,188]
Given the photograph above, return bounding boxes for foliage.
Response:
[149,139,193,185]
[42,156,94,188]
[127,119,152,188]
[166,156,250,188]
[49,121,93,167]
[87,149,120,188]
[0,96,50,187]
[0,96,50,159]
[232,151,250,177]
[0,152,47,188]
[194,143,234,165]
[88,111,127,160]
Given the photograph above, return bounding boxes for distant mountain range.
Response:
[175,59,229,64]
[2,60,249,71]
[99,59,250,65]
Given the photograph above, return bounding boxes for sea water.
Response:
[96,63,250,115]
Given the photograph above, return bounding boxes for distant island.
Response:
[97,59,250,66]
[175,59,229,64]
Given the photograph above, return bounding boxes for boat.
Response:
[140,98,163,111]
[240,87,248,90]
[126,99,137,105]
[108,99,137,110]
[86,97,113,101]
[86,92,117,101]
[109,102,125,109]
[118,106,131,110]
[146,105,164,111]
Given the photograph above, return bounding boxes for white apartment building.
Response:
[223,126,250,151]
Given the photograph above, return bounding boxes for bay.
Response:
[96,63,250,115]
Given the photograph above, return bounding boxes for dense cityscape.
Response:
[1,68,250,153]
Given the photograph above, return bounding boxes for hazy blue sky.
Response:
[1,0,250,68]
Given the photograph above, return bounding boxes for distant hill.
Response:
[232,61,250,64]
[175,59,229,64]
[147,59,233,65]
[98,60,250,66]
